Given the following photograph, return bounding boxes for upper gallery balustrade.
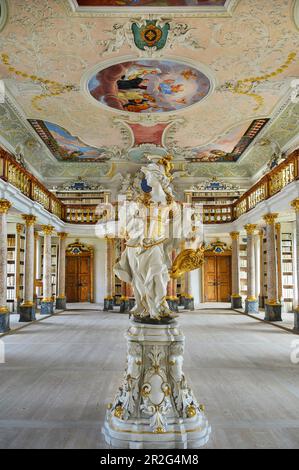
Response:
[0,147,298,225]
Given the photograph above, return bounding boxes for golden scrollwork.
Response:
[291,198,299,212]
[0,199,11,214]
[22,214,37,226]
[262,213,278,225]
[244,224,258,234]
[41,225,55,235]
[170,244,205,279]
[57,232,68,239]
[230,231,240,240]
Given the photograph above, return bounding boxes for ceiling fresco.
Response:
[88,59,211,113]
[0,0,298,182]
[29,120,110,162]
[76,0,226,6]
[184,119,269,162]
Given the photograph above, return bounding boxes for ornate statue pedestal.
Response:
[102,320,211,449]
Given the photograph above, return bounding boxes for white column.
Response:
[291,199,299,330]
[0,199,11,332]
[41,225,55,315]
[56,232,68,309]
[254,233,260,300]
[244,224,259,313]
[20,214,37,321]
[230,231,242,308]
[263,213,281,321]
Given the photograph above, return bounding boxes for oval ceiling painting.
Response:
[88,59,211,113]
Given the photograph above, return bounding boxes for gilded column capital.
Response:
[0,199,11,213]
[291,198,299,212]
[263,213,278,225]
[16,223,23,234]
[244,224,258,234]
[57,232,68,240]
[230,231,240,240]
[34,231,39,239]
[22,214,37,226]
[41,225,55,235]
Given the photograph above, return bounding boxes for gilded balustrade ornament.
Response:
[0,199,11,213]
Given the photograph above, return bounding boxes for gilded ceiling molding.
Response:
[294,0,299,30]
[0,0,8,32]
[66,0,239,18]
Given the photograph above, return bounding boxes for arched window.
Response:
[0,0,8,32]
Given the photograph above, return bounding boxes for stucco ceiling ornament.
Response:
[189,178,241,192]
[98,17,203,58]
[53,176,105,192]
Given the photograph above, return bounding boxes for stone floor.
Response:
[0,306,299,449]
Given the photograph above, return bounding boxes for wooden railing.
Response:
[1,147,298,225]
[0,148,65,220]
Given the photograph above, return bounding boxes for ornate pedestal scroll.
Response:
[103,321,211,449]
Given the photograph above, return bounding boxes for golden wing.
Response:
[170,244,205,279]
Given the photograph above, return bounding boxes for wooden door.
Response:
[78,257,90,302]
[204,255,231,302]
[216,256,231,302]
[66,255,91,302]
[66,257,79,302]
[205,256,218,301]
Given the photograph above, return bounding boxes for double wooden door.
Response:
[66,255,91,302]
[204,255,232,302]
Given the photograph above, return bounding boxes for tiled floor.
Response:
[0,307,299,449]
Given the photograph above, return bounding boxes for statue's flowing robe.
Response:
[114,241,170,318]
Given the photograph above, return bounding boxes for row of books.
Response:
[7,289,15,300]
[282,288,294,299]
[282,262,293,272]
[282,275,294,285]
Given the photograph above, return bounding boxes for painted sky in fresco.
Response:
[88,59,211,113]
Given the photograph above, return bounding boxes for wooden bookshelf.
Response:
[281,232,294,312]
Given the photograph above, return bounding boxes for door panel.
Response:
[66,257,78,302]
[204,256,217,301]
[217,256,231,302]
[79,257,90,302]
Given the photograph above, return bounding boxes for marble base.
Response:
[294,311,299,332]
[120,299,130,313]
[19,305,36,322]
[103,298,114,311]
[167,298,179,312]
[0,312,10,333]
[56,297,66,310]
[245,299,259,314]
[103,321,211,449]
[264,303,282,322]
[16,299,22,315]
[231,296,242,309]
[40,301,54,315]
[259,295,265,309]
[184,297,194,311]
[129,298,135,310]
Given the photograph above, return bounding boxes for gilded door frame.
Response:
[66,239,94,303]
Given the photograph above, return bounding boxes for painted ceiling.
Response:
[0,0,298,182]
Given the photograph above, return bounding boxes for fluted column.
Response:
[263,213,281,321]
[254,232,260,301]
[119,239,130,313]
[275,222,283,303]
[19,215,37,322]
[244,224,259,313]
[230,232,242,309]
[291,199,299,330]
[104,237,114,311]
[259,229,265,308]
[0,199,11,333]
[15,223,23,313]
[41,225,55,315]
[56,232,68,310]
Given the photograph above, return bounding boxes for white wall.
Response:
[66,236,106,305]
